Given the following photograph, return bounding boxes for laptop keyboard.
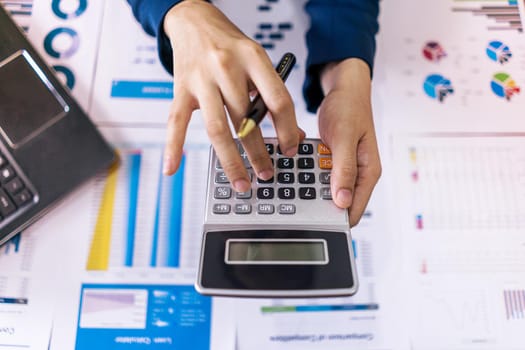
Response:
[0,151,34,222]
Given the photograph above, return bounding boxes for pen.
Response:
[237,52,296,139]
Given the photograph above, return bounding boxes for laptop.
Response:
[0,6,116,245]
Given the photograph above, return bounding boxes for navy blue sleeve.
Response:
[126,0,185,74]
[303,0,379,113]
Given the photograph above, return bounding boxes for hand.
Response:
[162,0,302,192]
[319,58,382,226]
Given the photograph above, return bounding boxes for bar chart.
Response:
[504,289,525,320]
[452,0,524,32]
[86,145,208,271]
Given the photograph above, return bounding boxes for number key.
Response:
[278,187,295,200]
[257,187,274,199]
[277,172,294,184]
[298,172,315,184]
[299,187,316,200]
[277,158,294,169]
[297,157,314,169]
[298,143,313,154]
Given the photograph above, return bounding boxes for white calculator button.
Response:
[235,203,252,214]
[257,203,274,214]
[278,203,296,214]
[213,203,231,214]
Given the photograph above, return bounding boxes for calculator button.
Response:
[319,172,331,184]
[13,190,32,207]
[279,204,296,214]
[276,145,283,155]
[257,187,274,199]
[317,143,331,155]
[299,187,316,199]
[298,172,315,184]
[0,166,15,183]
[215,159,222,169]
[297,157,314,169]
[0,155,5,168]
[278,187,295,200]
[298,143,314,154]
[238,145,252,169]
[277,172,294,184]
[0,189,16,217]
[5,178,24,195]
[214,186,232,199]
[213,203,231,214]
[321,187,332,200]
[277,158,294,169]
[214,172,229,184]
[319,157,332,170]
[235,203,252,214]
[236,189,252,199]
[257,176,274,184]
[265,143,274,155]
[257,203,275,214]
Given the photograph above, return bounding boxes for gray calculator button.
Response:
[238,145,252,169]
[319,172,331,184]
[215,159,222,169]
[236,189,252,199]
[321,187,332,200]
[213,203,231,214]
[279,204,296,214]
[257,203,274,214]
[235,203,252,214]
[215,171,229,183]
[214,186,231,199]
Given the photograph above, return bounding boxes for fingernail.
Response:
[336,189,352,208]
[234,179,250,192]
[163,156,174,175]
[258,169,273,180]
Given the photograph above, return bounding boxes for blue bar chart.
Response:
[86,146,190,271]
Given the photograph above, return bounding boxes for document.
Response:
[48,127,235,350]
[378,0,525,133]
[234,185,409,350]
[0,211,74,350]
[390,133,525,349]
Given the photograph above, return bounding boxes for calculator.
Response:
[196,138,358,298]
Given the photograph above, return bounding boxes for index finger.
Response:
[243,45,300,156]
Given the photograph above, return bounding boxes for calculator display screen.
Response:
[226,240,327,264]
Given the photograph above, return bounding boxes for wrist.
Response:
[163,0,208,36]
[320,58,371,95]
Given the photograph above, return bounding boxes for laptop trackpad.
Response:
[0,50,69,148]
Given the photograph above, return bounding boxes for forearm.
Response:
[303,0,379,112]
[320,58,371,109]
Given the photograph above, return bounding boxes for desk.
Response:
[0,0,523,349]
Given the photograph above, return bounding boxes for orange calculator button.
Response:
[317,143,331,155]
[319,157,332,169]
